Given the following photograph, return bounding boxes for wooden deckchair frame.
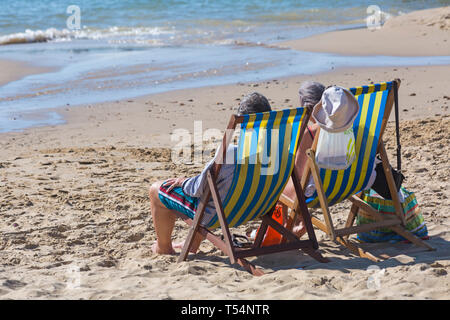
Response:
[279,79,434,262]
[176,108,328,276]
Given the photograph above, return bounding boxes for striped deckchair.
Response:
[177,107,328,275]
[280,79,434,262]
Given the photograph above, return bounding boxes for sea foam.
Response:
[0,26,174,45]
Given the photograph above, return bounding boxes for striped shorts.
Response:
[158,180,199,220]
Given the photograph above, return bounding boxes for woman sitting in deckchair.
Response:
[282,81,326,237]
[283,81,378,237]
[149,93,272,255]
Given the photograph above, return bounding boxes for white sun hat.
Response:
[312,86,360,133]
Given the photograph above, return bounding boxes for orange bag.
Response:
[257,204,284,247]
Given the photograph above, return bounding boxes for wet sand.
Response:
[0,59,53,87]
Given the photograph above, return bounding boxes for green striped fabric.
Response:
[356,188,428,243]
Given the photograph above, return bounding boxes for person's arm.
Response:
[182,159,214,197]
[183,144,236,197]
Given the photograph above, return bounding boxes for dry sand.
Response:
[0,7,449,299]
[0,115,448,299]
[279,6,450,56]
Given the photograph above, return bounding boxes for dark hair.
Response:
[237,92,272,115]
[298,81,326,108]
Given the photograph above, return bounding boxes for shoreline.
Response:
[1,64,449,157]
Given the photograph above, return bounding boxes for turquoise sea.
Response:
[0,0,449,131]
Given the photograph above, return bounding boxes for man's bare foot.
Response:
[151,242,176,255]
[173,241,199,254]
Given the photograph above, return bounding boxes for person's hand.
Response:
[165,177,187,192]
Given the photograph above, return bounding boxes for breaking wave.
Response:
[0,26,174,45]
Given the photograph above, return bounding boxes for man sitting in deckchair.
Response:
[149,93,271,255]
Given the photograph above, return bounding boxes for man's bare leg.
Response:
[149,181,177,254]
[149,181,204,254]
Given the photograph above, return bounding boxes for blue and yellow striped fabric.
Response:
[206,107,307,229]
[306,82,393,208]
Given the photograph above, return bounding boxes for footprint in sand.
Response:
[3,279,27,290]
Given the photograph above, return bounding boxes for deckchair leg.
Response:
[206,170,237,264]
[262,214,329,263]
[343,201,359,241]
[291,169,319,249]
[337,237,382,262]
[378,143,406,226]
[253,219,268,248]
[378,143,435,251]
[178,189,210,263]
[236,258,265,276]
[300,247,330,263]
[251,205,277,249]
[177,214,265,275]
[306,149,336,241]
[311,215,381,262]
[390,226,435,250]
[342,196,388,261]
[280,203,290,244]
[178,169,236,263]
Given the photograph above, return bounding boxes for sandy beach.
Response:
[280,6,450,56]
[0,7,449,299]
